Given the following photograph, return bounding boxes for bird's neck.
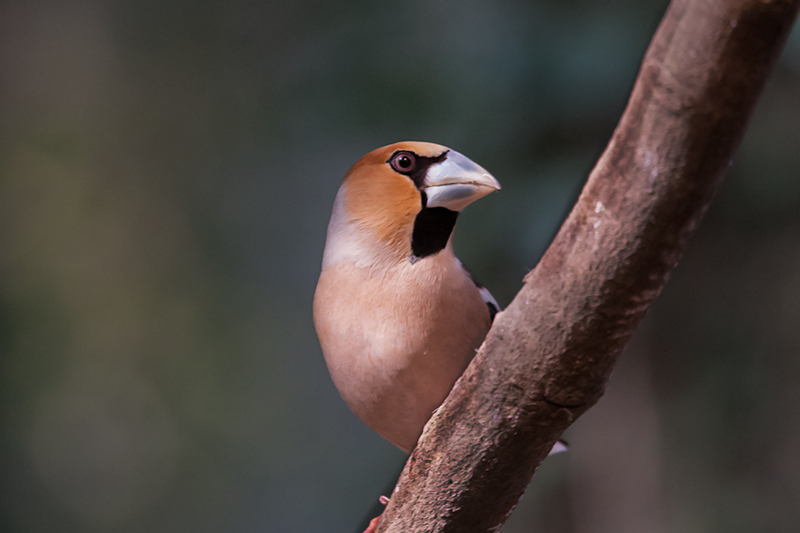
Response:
[322,190,459,270]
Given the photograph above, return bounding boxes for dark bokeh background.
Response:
[1,1,799,532]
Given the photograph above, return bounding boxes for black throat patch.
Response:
[385,149,456,263]
[410,207,458,263]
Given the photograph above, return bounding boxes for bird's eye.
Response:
[390,151,417,173]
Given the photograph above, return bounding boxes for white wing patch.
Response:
[477,285,499,318]
[548,440,569,455]
[457,259,500,320]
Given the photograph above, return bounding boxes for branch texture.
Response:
[378,0,799,531]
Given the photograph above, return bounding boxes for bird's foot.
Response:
[363,515,381,533]
[362,495,390,533]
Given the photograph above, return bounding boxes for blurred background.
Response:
[1,1,799,532]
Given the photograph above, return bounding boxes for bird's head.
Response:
[323,141,500,267]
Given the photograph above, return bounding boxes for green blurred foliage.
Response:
[0,1,798,532]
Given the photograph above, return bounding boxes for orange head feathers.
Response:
[323,141,500,269]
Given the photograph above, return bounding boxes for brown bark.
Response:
[377,0,800,531]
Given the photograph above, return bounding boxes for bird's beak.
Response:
[423,150,501,211]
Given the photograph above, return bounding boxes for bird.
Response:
[313,141,503,453]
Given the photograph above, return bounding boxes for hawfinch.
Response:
[313,141,502,453]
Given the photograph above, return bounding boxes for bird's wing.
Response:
[457,261,568,457]
[458,260,500,321]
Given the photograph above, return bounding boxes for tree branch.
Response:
[377,0,800,531]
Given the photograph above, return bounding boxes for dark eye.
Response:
[390,151,417,173]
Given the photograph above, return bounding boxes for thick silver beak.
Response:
[422,150,501,211]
